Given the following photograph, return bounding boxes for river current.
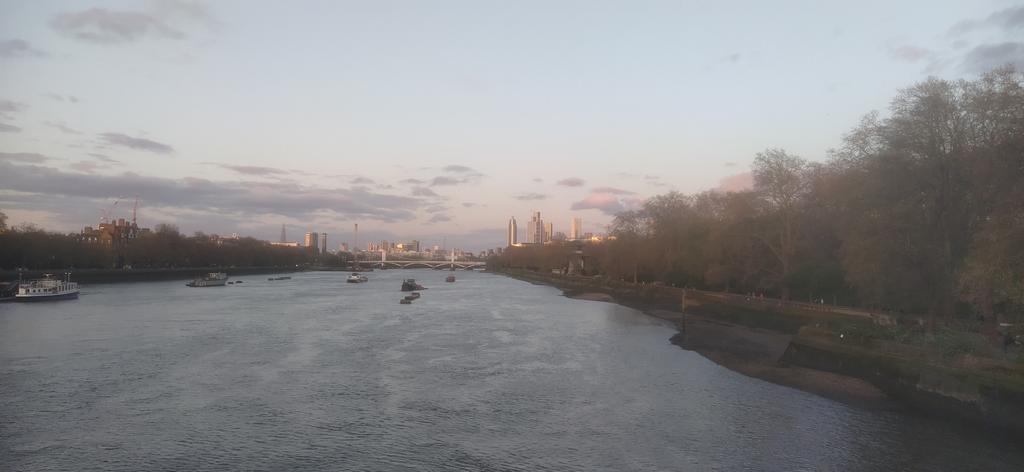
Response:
[1,270,1021,471]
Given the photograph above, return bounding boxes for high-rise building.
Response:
[527,211,544,244]
[544,222,552,243]
[570,217,582,240]
[507,217,518,247]
[320,233,328,255]
[304,232,319,252]
[280,224,287,243]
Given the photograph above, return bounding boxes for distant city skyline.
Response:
[2,1,1020,251]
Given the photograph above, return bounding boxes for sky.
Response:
[1,1,1022,251]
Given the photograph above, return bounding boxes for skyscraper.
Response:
[544,222,552,243]
[304,232,319,253]
[280,224,286,243]
[320,233,328,255]
[570,217,582,240]
[507,217,518,247]
[528,211,544,244]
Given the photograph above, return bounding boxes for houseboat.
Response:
[186,272,228,287]
[15,273,80,301]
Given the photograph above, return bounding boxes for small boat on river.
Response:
[445,275,456,283]
[347,273,369,283]
[15,273,80,301]
[401,279,426,291]
[186,272,228,287]
[404,292,421,301]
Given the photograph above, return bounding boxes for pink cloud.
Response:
[715,172,753,193]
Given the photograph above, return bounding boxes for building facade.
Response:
[304,232,319,253]
[507,216,518,247]
[570,217,582,240]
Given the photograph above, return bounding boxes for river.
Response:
[1,270,1021,471]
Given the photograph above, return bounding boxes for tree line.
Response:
[496,66,1024,324]
[0,220,349,271]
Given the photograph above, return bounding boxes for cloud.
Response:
[722,52,742,63]
[0,152,50,163]
[0,39,47,58]
[351,176,374,184]
[51,8,185,44]
[724,161,737,167]
[46,93,80,103]
[99,132,174,154]
[442,164,476,173]
[570,193,627,215]
[411,186,439,197]
[887,43,932,63]
[532,178,543,183]
[45,121,82,135]
[513,193,547,201]
[0,160,421,223]
[0,100,26,113]
[425,204,449,213]
[88,153,121,164]
[715,172,754,193]
[962,42,1024,72]
[400,178,425,185]
[0,123,21,133]
[556,177,585,187]
[427,214,452,224]
[430,176,462,186]
[213,164,288,176]
[461,202,476,208]
[948,6,1024,36]
[69,161,107,173]
[590,186,635,195]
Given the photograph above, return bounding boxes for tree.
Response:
[751,148,809,299]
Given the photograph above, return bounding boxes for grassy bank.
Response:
[499,268,1024,433]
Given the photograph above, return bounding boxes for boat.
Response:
[445,275,456,283]
[400,298,412,304]
[346,273,369,283]
[404,292,421,300]
[268,276,292,281]
[15,273,80,301]
[186,272,228,287]
[401,279,426,291]
[236,280,244,284]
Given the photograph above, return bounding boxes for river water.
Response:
[1,270,1021,471]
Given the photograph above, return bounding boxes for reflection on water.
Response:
[1,270,1021,471]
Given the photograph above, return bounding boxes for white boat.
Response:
[347,273,368,283]
[15,273,80,301]
[186,272,228,287]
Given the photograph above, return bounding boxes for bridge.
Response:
[353,260,485,270]
[352,250,485,270]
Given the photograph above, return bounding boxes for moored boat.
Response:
[15,273,80,301]
[445,275,456,283]
[401,279,426,291]
[186,272,228,287]
[404,292,421,301]
[346,273,369,283]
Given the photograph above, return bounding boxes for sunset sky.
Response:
[1,1,1021,250]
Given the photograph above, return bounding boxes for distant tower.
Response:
[527,211,543,244]
[131,196,139,226]
[304,231,319,253]
[320,233,328,255]
[570,217,582,240]
[280,224,287,243]
[353,223,358,255]
[544,222,552,243]
[507,216,518,247]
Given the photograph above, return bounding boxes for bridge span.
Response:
[353,260,485,270]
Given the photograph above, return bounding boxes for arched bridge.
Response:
[353,260,485,270]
